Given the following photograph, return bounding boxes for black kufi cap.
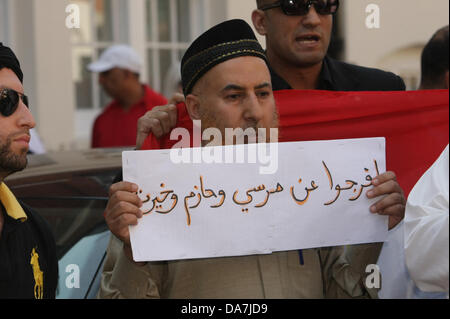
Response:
[181,19,267,96]
[0,43,24,83]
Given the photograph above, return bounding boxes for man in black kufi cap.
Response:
[99,20,383,299]
[0,43,58,299]
[180,19,278,146]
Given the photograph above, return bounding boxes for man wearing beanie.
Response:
[0,43,58,299]
[98,20,382,299]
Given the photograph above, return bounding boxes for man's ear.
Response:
[252,9,267,36]
[185,94,202,121]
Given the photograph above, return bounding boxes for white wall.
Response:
[343,0,449,68]
[0,0,11,45]
[9,0,75,151]
[225,0,266,48]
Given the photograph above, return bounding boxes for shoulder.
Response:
[327,57,406,91]
[20,202,55,244]
[19,203,57,261]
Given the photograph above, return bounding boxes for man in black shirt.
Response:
[0,43,58,299]
[252,0,406,91]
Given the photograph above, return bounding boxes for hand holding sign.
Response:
[103,181,143,263]
[367,171,406,230]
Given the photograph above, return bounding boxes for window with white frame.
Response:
[145,0,209,98]
[71,0,211,147]
[0,0,10,45]
[71,0,129,111]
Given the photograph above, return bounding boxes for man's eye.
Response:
[226,94,241,100]
[257,91,271,98]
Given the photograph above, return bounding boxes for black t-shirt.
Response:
[0,202,58,299]
[270,55,406,92]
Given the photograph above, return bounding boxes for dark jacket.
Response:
[271,55,406,92]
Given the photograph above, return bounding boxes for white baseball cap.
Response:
[88,44,142,73]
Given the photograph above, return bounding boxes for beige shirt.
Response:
[98,235,383,299]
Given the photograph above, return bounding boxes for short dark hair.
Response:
[421,25,449,89]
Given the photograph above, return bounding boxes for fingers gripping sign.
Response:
[136,93,184,149]
[366,171,406,230]
[104,182,145,262]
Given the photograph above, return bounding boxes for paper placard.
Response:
[123,138,388,262]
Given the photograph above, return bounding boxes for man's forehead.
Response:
[221,82,272,92]
[208,57,270,86]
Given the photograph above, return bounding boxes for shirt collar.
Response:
[269,55,336,91]
[318,56,335,90]
[0,182,27,222]
[269,66,292,91]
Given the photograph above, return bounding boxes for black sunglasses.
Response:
[260,0,339,16]
[0,88,29,117]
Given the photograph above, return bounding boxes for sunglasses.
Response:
[260,0,339,16]
[0,88,29,117]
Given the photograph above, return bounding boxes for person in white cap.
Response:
[88,44,167,148]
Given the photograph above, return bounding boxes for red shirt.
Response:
[92,85,167,148]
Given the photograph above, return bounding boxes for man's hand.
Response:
[104,181,144,262]
[136,93,184,149]
[366,171,406,230]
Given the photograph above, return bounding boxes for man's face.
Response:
[257,0,333,68]
[187,56,278,145]
[98,68,127,99]
[0,68,36,177]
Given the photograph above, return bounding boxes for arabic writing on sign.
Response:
[136,160,380,226]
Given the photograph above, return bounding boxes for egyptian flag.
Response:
[142,89,449,196]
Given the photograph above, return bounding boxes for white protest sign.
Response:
[123,138,388,262]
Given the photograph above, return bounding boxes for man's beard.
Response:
[199,107,280,146]
[0,137,28,176]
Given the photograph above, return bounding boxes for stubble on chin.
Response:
[199,106,280,146]
[0,137,28,176]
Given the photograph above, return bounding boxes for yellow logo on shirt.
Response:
[30,248,43,299]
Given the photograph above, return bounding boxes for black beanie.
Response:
[181,19,267,96]
[0,43,24,83]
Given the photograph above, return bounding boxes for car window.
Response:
[57,228,110,299]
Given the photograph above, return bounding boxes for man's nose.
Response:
[17,101,36,129]
[243,93,264,123]
[302,5,322,27]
